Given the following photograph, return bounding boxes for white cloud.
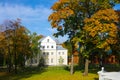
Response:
[0,3,52,23]
[0,3,68,42]
[0,3,53,36]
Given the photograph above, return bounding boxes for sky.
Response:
[0,0,68,42]
[0,0,57,35]
[0,0,120,42]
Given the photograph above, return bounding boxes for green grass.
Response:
[0,66,98,80]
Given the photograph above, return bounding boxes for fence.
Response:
[98,67,120,80]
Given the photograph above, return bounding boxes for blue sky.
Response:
[0,0,68,42]
[0,0,57,35]
[0,0,120,42]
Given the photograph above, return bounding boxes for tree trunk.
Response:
[14,53,17,74]
[83,59,89,76]
[70,54,74,75]
[8,44,12,72]
[78,53,84,68]
[8,57,11,72]
[8,49,12,73]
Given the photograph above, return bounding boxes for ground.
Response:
[0,66,98,80]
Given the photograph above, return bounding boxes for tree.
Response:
[62,41,72,56]
[83,9,120,70]
[0,19,31,73]
[107,10,120,64]
[49,0,120,75]
[15,26,31,69]
[29,32,43,65]
[0,32,6,66]
[84,9,119,50]
[59,56,64,65]
[48,0,83,75]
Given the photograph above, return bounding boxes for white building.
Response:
[25,36,68,66]
[40,36,68,65]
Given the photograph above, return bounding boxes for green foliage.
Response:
[59,56,64,65]
[38,57,45,67]
[30,32,43,57]
[62,41,72,56]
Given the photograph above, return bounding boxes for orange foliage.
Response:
[48,7,74,28]
[84,9,119,50]
[49,0,81,28]
[0,32,5,41]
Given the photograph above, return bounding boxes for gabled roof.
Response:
[56,45,67,50]
[39,36,60,44]
[41,36,55,43]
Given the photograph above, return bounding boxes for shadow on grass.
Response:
[0,66,47,80]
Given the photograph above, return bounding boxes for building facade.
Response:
[25,36,68,66]
[40,36,68,65]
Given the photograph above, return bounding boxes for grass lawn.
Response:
[0,66,98,80]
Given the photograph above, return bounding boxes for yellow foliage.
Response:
[84,9,119,50]
[49,7,74,28]
[105,46,110,51]
[0,32,5,41]
[51,2,61,10]
[59,0,70,3]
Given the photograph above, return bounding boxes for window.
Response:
[58,52,61,55]
[62,52,64,55]
[51,46,54,48]
[47,52,49,55]
[47,46,49,48]
[47,39,49,42]
[43,52,45,55]
[51,52,53,55]
[43,46,45,49]
[51,58,53,63]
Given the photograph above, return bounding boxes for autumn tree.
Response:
[83,9,120,71]
[0,19,31,73]
[109,10,120,64]
[0,32,6,66]
[15,26,31,69]
[84,9,119,50]
[49,0,120,75]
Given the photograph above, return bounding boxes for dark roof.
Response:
[56,45,67,50]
